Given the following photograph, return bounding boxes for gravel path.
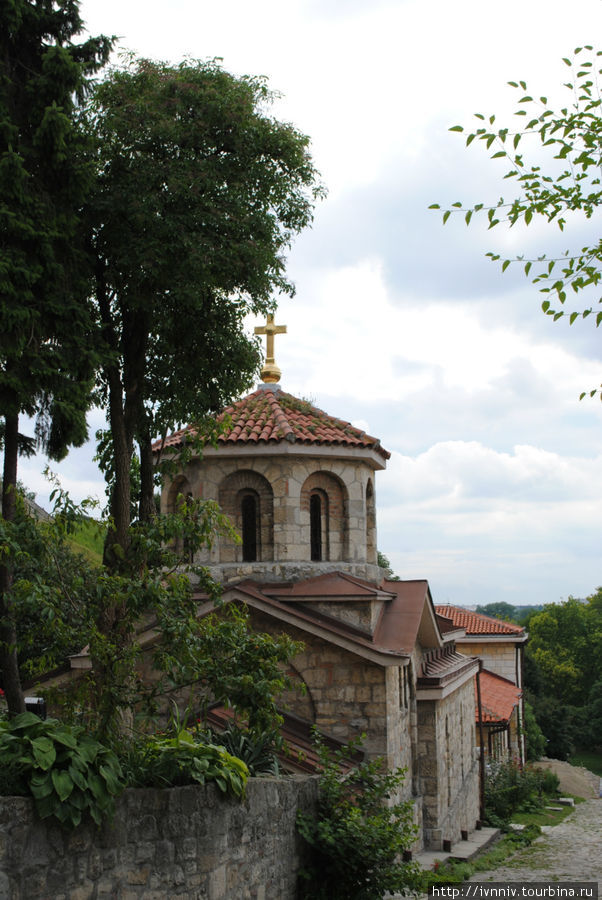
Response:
[468,798,602,889]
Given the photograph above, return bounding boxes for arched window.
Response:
[310,492,323,561]
[241,492,258,562]
[217,471,274,564]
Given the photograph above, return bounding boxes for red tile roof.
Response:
[434,605,525,635]
[206,706,362,775]
[152,386,390,460]
[477,669,522,723]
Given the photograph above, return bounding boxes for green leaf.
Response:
[29,774,53,800]
[31,737,56,771]
[99,764,122,796]
[449,125,464,132]
[502,259,511,272]
[51,770,74,802]
[52,729,78,750]
[442,210,451,225]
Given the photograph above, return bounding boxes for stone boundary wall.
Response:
[0,776,318,900]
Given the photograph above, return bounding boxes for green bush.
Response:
[484,760,558,827]
[0,712,124,828]
[297,736,419,900]
[122,727,249,798]
[202,724,280,776]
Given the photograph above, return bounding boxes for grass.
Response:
[419,827,543,889]
[419,795,583,889]
[510,802,578,827]
[569,750,602,777]
[66,517,105,565]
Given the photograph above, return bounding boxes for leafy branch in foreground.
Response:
[431,46,602,395]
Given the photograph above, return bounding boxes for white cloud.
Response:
[17,0,602,607]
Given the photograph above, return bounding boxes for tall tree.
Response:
[86,57,324,565]
[432,46,602,394]
[0,0,111,713]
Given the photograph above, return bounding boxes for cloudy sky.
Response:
[19,0,602,607]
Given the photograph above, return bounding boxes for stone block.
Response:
[126,866,150,885]
[68,883,94,900]
[209,864,227,900]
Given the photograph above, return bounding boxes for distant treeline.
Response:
[475,602,544,626]
[478,595,602,761]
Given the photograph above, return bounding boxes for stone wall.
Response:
[456,640,520,685]
[252,609,389,759]
[417,678,480,850]
[162,450,379,577]
[0,777,318,900]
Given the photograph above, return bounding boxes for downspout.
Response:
[516,643,526,768]
[475,661,486,826]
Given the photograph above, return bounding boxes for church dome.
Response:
[157,384,390,464]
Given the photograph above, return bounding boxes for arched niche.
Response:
[166,474,193,514]
[279,662,316,724]
[165,475,194,558]
[366,478,377,564]
[218,470,274,563]
[300,471,348,562]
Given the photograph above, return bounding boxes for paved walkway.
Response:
[468,798,602,889]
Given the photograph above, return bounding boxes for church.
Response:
[152,316,483,852]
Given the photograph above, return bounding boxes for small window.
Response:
[310,493,322,561]
[241,493,258,562]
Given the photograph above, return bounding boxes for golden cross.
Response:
[254,314,287,383]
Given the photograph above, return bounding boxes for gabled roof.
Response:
[152,385,390,461]
[378,579,441,654]
[261,571,393,603]
[197,573,446,664]
[477,669,522,724]
[435,605,525,636]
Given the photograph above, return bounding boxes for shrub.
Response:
[202,724,280,776]
[122,726,249,798]
[0,712,124,828]
[296,735,419,900]
[484,760,558,827]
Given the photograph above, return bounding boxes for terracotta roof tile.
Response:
[206,706,361,775]
[152,386,390,460]
[477,669,522,723]
[434,605,524,635]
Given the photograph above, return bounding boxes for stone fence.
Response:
[0,776,318,899]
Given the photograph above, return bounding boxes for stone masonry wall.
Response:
[162,452,377,573]
[456,641,520,685]
[417,679,480,850]
[0,777,318,900]
[251,608,389,759]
